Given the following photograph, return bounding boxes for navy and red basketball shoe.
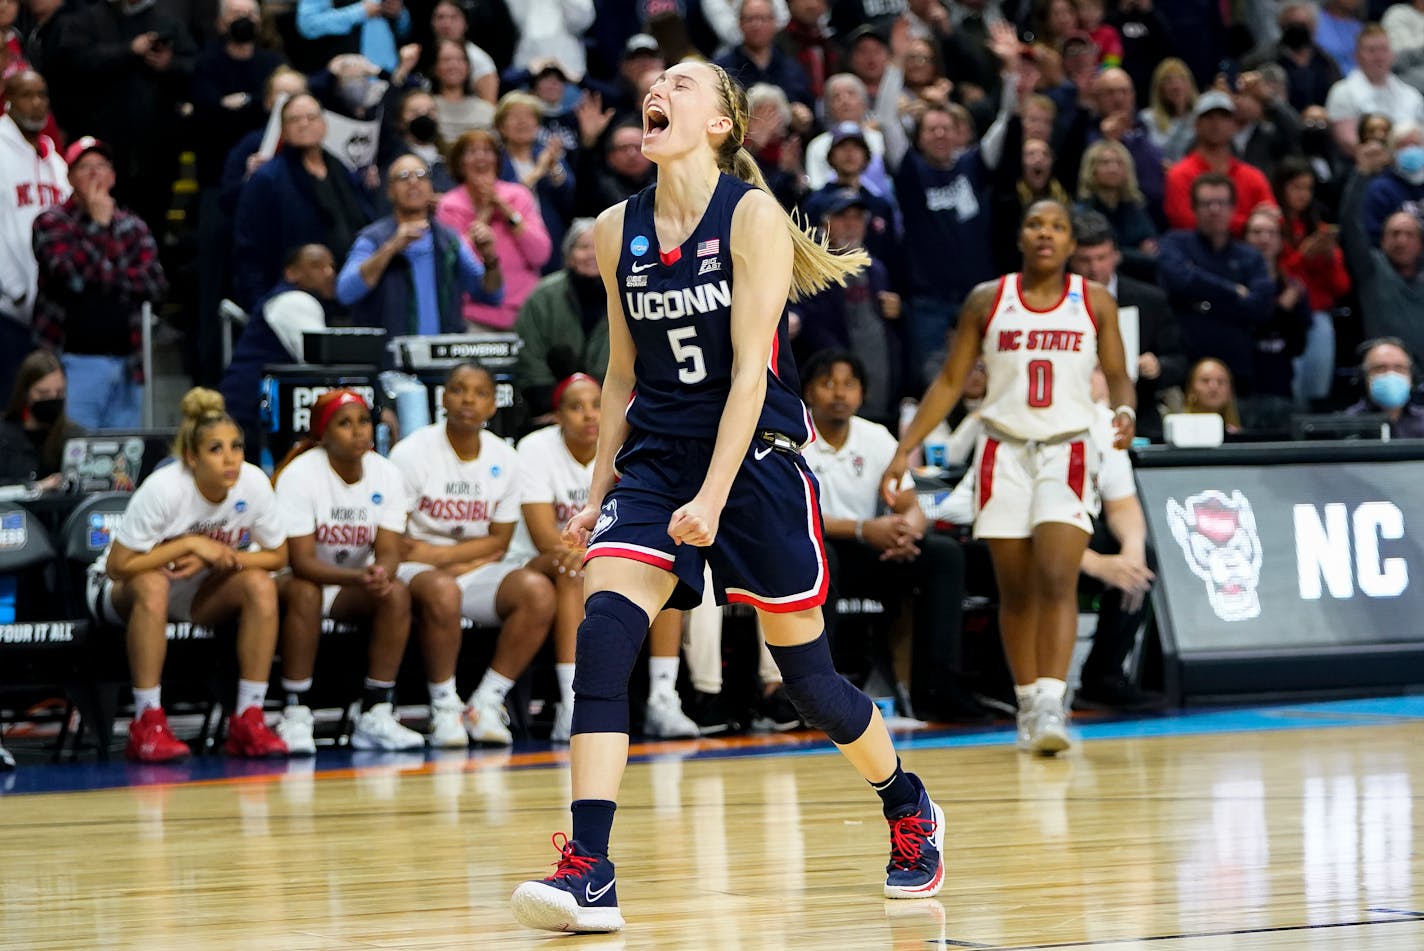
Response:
[883,773,946,899]
[511,834,625,933]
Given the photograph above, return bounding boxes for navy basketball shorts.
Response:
[585,429,829,613]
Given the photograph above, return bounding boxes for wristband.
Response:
[1114,405,1136,422]
[855,520,864,543]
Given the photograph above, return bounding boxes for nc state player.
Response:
[509,372,701,743]
[885,199,1135,755]
[272,390,425,754]
[512,62,945,935]
[389,363,555,748]
[89,388,289,763]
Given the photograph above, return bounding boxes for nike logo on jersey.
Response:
[631,261,659,273]
[753,446,773,461]
[585,878,616,903]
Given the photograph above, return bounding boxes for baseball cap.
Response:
[64,135,113,167]
[844,24,889,50]
[823,187,868,216]
[624,33,661,58]
[1193,90,1236,119]
[829,121,868,149]
[529,56,580,83]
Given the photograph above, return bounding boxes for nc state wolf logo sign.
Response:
[1166,490,1263,622]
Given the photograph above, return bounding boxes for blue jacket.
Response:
[1363,171,1424,247]
[232,147,373,309]
[1157,229,1275,394]
[341,215,497,365]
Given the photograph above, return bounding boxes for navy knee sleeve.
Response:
[571,591,650,736]
[767,634,873,745]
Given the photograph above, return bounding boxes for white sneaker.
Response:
[644,689,700,739]
[351,702,426,751]
[1029,701,1071,756]
[276,705,316,756]
[550,701,573,744]
[1015,695,1036,752]
[463,692,513,745]
[0,743,13,770]
[428,697,469,748]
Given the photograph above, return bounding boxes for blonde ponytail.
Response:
[173,386,235,464]
[711,66,870,302]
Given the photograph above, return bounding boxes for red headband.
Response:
[552,372,598,409]
[312,390,369,440]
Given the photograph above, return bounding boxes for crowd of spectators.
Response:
[8,0,1424,762]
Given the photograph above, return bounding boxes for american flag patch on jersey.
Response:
[696,239,720,257]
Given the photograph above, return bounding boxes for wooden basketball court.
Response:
[2,698,1421,950]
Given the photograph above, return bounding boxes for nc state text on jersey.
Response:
[996,329,1086,352]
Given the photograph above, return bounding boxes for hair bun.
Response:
[179,387,226,422]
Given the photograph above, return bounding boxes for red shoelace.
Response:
[547,832,598,880]
[887,813,936,870]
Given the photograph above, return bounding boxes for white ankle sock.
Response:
[428,678,459,705]
[1034,678,1067,706]
[648,655,679,696]
[556,663,575,707]
[236,679,268,715]
[473,669,515,705]
[132,685,161,714]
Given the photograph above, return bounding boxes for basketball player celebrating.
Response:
[509,372,701,742]
[90,388,289,763]
[272,389,425,754]
[511,62,946,934]
[389,363,555,747]
[885,200,1135,755]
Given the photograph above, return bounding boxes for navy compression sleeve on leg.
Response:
[767,633,874,745]
[571,591,651,736]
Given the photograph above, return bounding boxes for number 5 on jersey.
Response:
[668,327,707,384]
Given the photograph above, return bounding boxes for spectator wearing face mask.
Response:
[1362,123,1424,247]
[0,348,82,489]
[1243,2,1341,114]
[189,0,283,386]
[1344,337,1424,438]
[385,88,453,193]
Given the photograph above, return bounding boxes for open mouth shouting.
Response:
[644,101,670,143]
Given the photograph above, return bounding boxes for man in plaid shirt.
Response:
[31,137,166,429]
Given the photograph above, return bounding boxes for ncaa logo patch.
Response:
[372,492,383,505]
[630,235,650,256]
[490,465,501,478]
[235,500,248,513]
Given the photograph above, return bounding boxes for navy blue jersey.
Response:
[616,174,813,443]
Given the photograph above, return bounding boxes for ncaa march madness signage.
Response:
[1136,453,1424,659]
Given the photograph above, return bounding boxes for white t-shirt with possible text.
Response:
[389,422,522,547]
[275,448,409,569]
[508,424,593,563]
[93,461,285,575]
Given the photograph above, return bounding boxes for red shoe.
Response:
[126,708,191,763]
[224,706,289,758]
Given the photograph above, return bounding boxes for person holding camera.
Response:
[51,0,195,234]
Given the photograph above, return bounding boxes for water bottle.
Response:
[379,370,431,439]
[924,443,947,468]
[375,421,391,457]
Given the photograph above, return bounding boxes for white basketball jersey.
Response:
[978,273,1099,441]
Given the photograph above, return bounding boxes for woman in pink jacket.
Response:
[437,129,552,331]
